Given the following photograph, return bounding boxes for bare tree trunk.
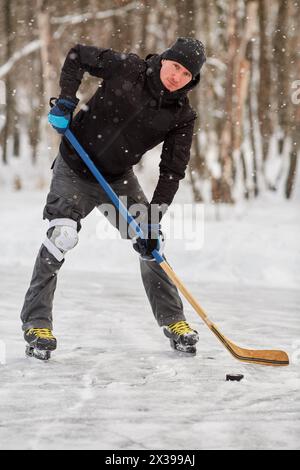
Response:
[216,0,237,204]
[214,0,258,203]
[273,0,290,135]
[240,150,249,199]
[111,7,125,50]
[29,53,43,164]
[285,0,300,199]
[123,9,136,52]
[36,0,60,154]
[285,149,298,199]
[247,40,259,197]
[0,0,13,164]
[89,0,103,42]
[258,0,273,164]
[232,1,258,152]
[139,1,151,57]
[177,0,195,35]
[110,0,138,51]
[188,164,203,202]
[231,1,258,200]
[176,0,205,202]
[246,36,259,197]
[37,0,60,102]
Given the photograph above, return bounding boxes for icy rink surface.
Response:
[0,189,299,450]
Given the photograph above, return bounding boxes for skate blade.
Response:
[169,339,197,356]
[26,346,51,361]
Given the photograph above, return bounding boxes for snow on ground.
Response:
[0,179,299,450]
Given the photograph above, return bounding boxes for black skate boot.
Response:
[163,321,199,356]
[24,328,57,361]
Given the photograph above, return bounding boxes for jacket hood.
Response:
[145,53,200,109]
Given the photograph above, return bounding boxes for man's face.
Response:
[160,59,193,92]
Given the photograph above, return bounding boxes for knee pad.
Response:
[43,218,79,262]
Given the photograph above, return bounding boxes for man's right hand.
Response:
[48,97,78,135]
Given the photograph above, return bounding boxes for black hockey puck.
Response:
[226,374,244,382]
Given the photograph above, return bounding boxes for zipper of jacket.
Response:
[157,90,164,110]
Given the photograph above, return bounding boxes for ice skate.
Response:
[24,328,57,361]
[163,321,199,356]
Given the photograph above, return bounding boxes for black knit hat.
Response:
[161,37,206,77]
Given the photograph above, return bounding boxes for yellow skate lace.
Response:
[28,328,55,340]
[167,321,194,336]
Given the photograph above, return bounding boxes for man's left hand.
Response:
[132,224,165,260]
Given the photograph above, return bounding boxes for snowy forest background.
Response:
[0,0,299,203]
[0,1,300,451]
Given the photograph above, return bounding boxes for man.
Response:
[21,37,206,360]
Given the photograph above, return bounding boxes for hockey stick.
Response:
[64,129,289,367]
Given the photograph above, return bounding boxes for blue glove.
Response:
[48,97,78,134]
[132,223,165,261]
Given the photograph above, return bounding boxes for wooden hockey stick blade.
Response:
[159,261,289,367]
[210,323,289,366]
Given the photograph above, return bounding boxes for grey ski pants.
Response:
[21,154,185,331]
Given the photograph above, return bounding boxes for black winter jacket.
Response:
[58,44,200,208]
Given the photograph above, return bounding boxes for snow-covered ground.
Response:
[0,175,299,450]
